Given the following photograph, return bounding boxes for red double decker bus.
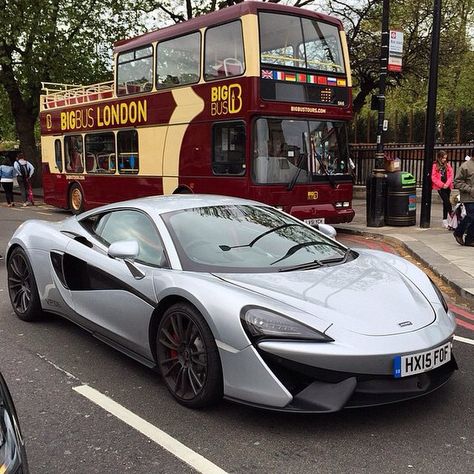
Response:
[40,1,355,224]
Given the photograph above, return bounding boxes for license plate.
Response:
[304,218,325,226]
[393,342,451,378]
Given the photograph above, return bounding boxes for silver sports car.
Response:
[6,195,457,412]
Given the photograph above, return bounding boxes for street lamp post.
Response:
[420,0,442,228]
[366,0,390,227]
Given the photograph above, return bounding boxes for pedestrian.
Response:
[431,150,454,229]
[453,155,474,246]
[13,152,35,207]
[0,156,16,207]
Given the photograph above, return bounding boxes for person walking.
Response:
[453,155,474,246]
[431,150,454,229]
[13,152,35,206]
[0,156,16,207]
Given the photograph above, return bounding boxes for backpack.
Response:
[18,162,29,180]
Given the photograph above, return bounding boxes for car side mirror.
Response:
[108,240,140,260]
[316,223,337,239]
[108,240,145,279]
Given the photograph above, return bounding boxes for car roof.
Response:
[78,194,268,219]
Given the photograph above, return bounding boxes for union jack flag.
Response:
[261,70,274,79]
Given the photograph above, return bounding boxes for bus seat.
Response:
[86,153,97,172]
[223,58,243,76]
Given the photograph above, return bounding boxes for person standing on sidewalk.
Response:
[453,155,474,246]
[431,150,454,228]
[0,156,16,207]
[13,152,35,206]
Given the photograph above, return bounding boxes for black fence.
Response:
[349,143,474,186]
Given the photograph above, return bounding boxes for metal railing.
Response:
[40,81,114,111]
[350,143,474,186]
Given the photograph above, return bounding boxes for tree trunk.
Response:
[1,56,41,186]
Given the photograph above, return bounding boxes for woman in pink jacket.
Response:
[431,150,454,228]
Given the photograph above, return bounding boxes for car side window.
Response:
[92,210,167,267]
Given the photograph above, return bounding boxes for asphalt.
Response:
[6,186,474,303]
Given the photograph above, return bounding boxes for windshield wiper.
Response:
[319,247,354,264]
[270,240,346,265]
[219,223,302,251]
[278,260,324,272]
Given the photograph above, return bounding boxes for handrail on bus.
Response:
[40,81,115,111]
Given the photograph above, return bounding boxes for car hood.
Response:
[215,251,436,336]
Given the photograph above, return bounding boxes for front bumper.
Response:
[258,350,458,412]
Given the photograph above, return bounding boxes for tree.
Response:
[0,0,160,170]
[326,0,474,114]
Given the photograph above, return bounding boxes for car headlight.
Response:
[430,279,449,313]
[241,307,333,342]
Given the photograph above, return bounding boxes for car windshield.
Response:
[162,204,349,272]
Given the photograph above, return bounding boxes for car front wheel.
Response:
[156,303,223,408]
[7,247,43,321]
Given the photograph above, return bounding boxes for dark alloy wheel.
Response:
[7,247,43,321]
[157,303,223,408]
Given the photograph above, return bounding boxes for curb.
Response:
[336,226,474,304]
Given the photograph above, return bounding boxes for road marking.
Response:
[449,304,474,322]
[454,335,474,346]
[73,384,228,474]
[37,353,81,381]
[455,318,474,331]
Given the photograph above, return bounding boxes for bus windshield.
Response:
[252,118,348,185]
[259,12,345,74]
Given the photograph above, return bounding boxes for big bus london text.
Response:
[40,1,355,224]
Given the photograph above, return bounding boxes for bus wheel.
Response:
[173,186,193,194]
[69,183,84,214]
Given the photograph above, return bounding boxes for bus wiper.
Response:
[219,223,301,251]
[287,152,306,191]
[270,240,346,265]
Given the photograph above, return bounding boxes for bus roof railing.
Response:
[40,81,114,111]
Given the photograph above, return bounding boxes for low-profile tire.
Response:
[156,302,223,408]
[7,247,43,321]
[69,183,84,214]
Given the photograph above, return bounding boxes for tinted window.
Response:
[117,130,139,174]
[212,122,246,175]
[94,210,166,267]
[64,135,84,173]
[163,205,347,272]
[252,118,348,184]
[204,21,245,80]
[117,45,154,95]
[156,32,200,88]
[85,133,116,173]
[259,13,345,73]
[55,139,63,172]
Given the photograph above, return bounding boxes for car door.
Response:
[64,209,167,361]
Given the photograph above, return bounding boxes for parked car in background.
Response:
[0,370,29,473]
[6,195,457,412]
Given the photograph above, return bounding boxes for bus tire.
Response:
[69,183,85,214]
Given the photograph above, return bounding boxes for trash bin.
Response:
[385,171,416,226]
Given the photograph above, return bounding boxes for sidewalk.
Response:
[335,198,474,303]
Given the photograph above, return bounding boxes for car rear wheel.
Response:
[156,303,223,408]
[7,247,43,321]
[69,183,84,214]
